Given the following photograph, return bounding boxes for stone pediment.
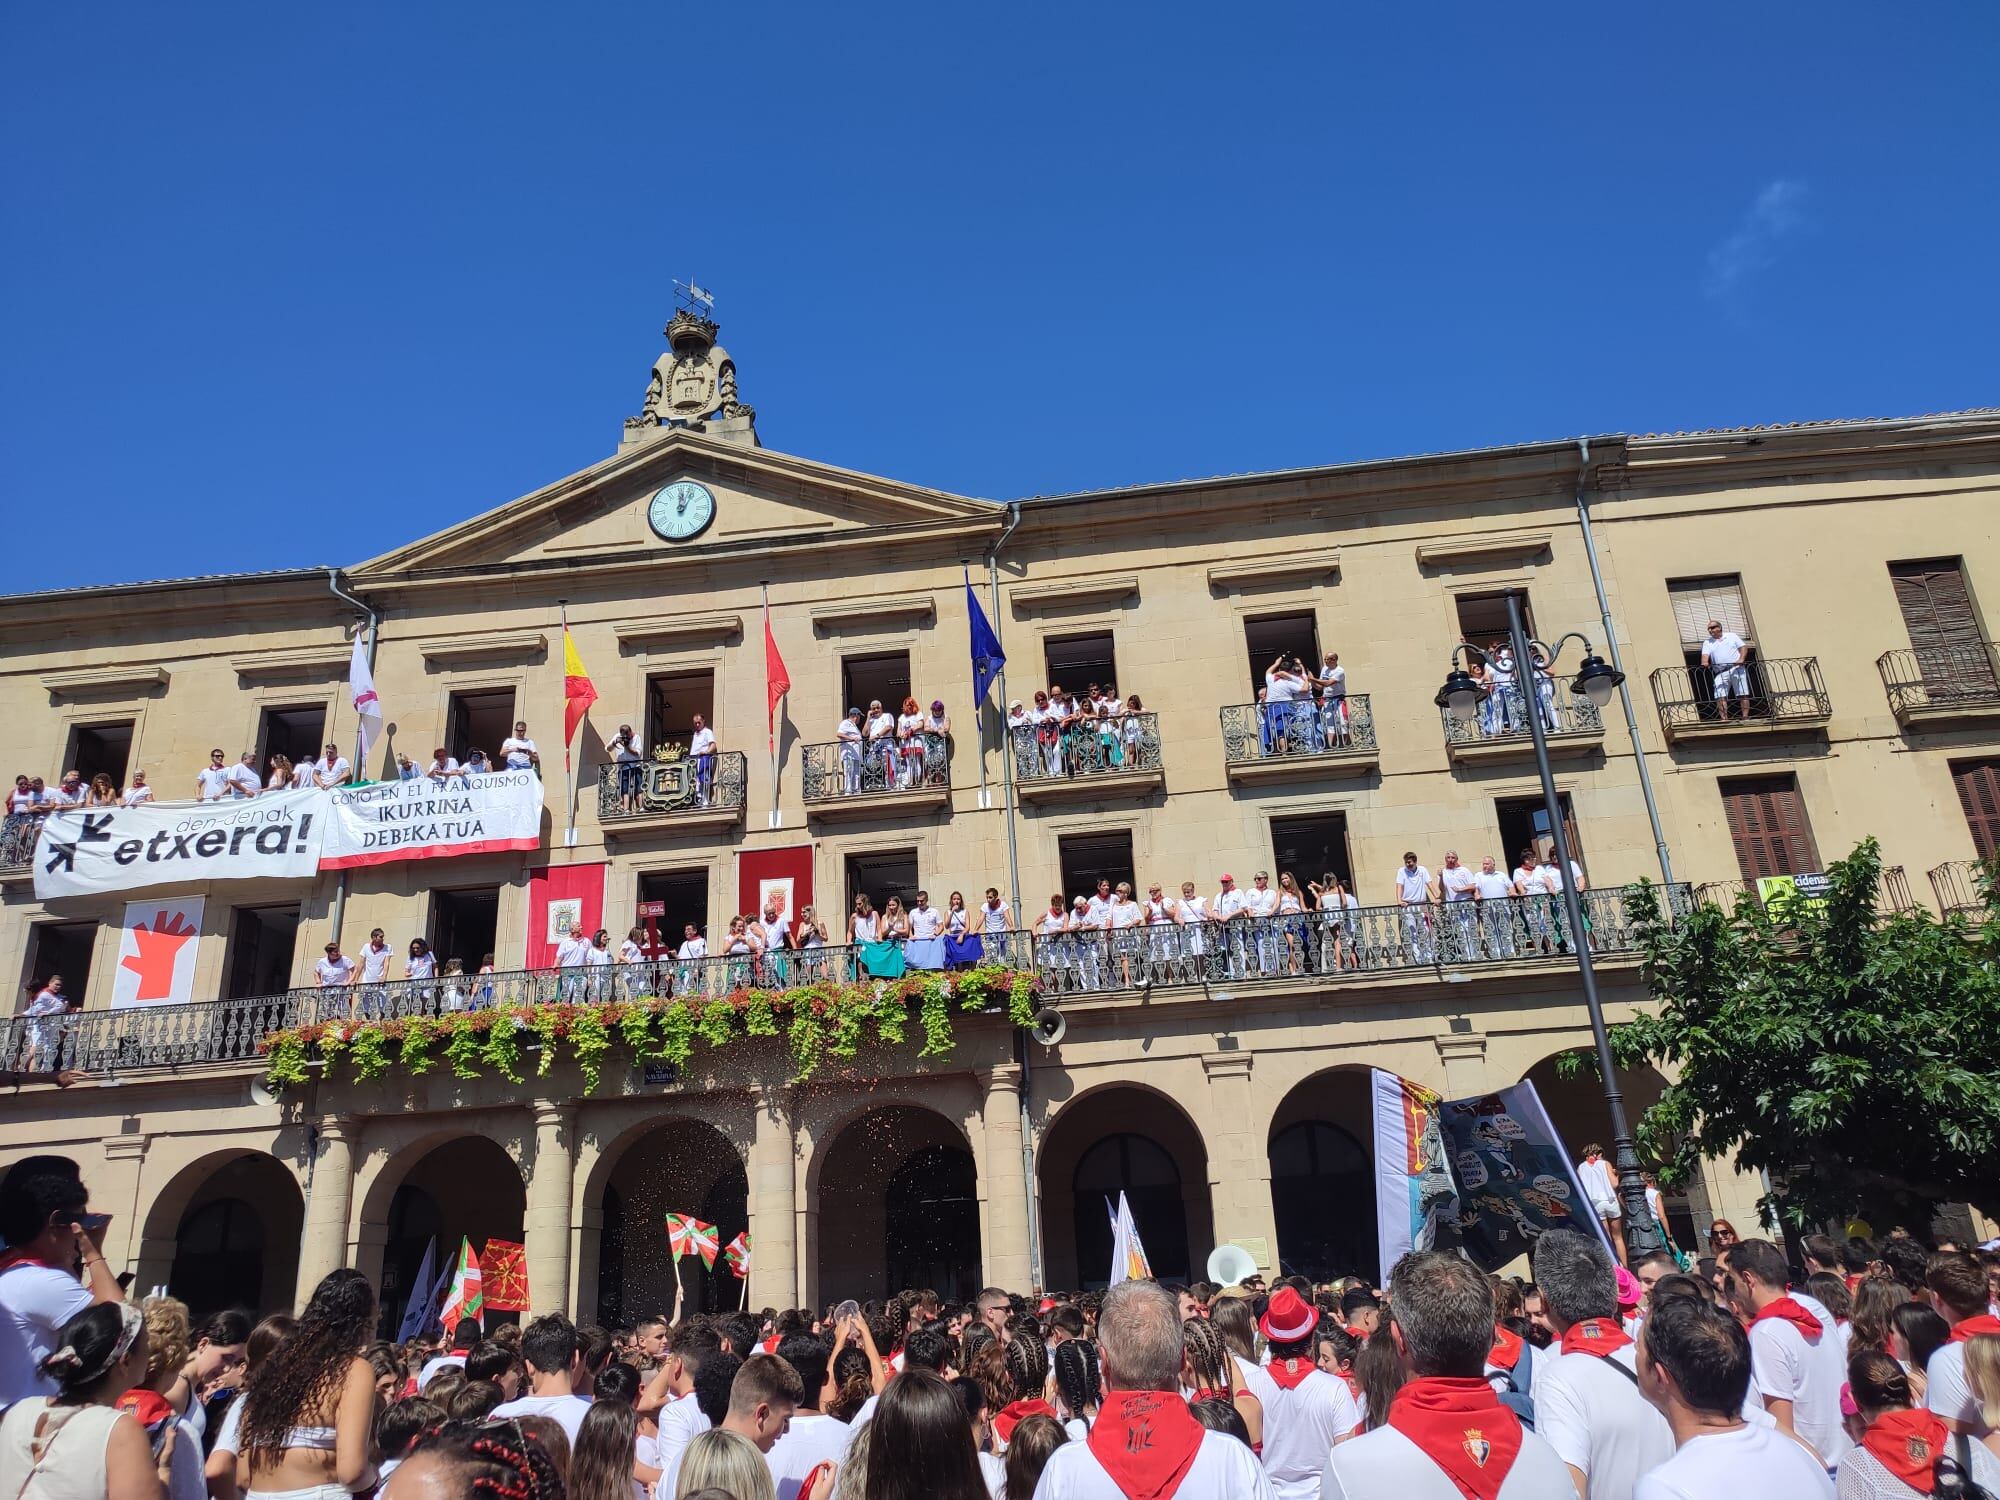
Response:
[350,431,1001,580]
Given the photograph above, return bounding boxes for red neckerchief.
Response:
[1086,1389,1204,1500]
[1385,1377,1524,1500]
[1752,1296,1824,1340]
[1949,1314,2000,1344]
[758,1336,781,1355]
[994,1397,1057,1446]
[1344,1325,1370,1341]
[1487,1325,1524,1371]
[117,1389,175,1428]
[0,1251,63,1275]
[1559,1318,1634,1358]
[1863,1408,1951,1494]
[1266,1356,1317,1390]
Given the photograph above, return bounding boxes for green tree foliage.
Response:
[1603,839,2000,1231]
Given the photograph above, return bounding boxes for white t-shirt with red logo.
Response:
[1320,1423,1573,1499]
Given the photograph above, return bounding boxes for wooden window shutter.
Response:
[1720,775,1818,882]
[1668,576,1753,652]
[1952,759,2000,860]
[1889,560,1981,653]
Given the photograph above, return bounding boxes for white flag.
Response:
[349,632,382,756]
[1108,1191,1151,1286]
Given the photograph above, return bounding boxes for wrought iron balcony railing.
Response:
[1877,643,2000,717]
[1692,866,1914,917]
[1649,656,1831,732]
[1439,678,1603,745]
[0,886,1687,1080]
[1220,695,1376,764]
[1009,713,1162,783]
[1927,859,1991,918]
[800,733,950,802]
[1,814,39,873]
[596,751,746,821]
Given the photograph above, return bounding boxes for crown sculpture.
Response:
[624,307,757,449]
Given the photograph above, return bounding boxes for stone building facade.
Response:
[3,329,1997,1320]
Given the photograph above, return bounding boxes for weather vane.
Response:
[672,279,716,317]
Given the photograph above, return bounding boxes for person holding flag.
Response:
[439,1236,483,1337]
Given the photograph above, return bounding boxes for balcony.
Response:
[1440,680,1603,764]
[0,886,1687,1085]
[1649,657,1832,741]
[1928,860,1991,919]
[1878,643,2000,729]
[0,815,36,885]
[1220,696,1378,784]
[801,733,950,819]
[595,751,746,839]
[1009,714,1165,803]
[1693,866,1915,918]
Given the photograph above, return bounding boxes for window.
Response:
[1043,632,1119,696]
[66,721,134,787]
[226,905,300,1000]
[1889,559,1994,694]
[638,869,710,948]
[430,887,501,972]
[1951,760,2000,860]
[1454,590,1534,652]
[1495,793,1582,874]
[447,689,517,764]
[842,653,910,716]
[645,670,714,756]
[258,705,328,770]
[1058,832,1135,902]
[1667,576,1755,656]
[1072,1134,1189,1284]
[1719,775,1819,881]
[23,921,95,1011]
[1243,613,1320,698]
[1269,813,1352,894]
[846,849,919,916]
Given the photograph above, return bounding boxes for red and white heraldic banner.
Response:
[318,771,544,870]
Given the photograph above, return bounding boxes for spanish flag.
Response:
[563,627,597,746]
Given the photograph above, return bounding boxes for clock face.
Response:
[647,480,717,542]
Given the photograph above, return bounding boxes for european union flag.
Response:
[966,572,1006,707]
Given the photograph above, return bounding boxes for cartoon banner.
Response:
[1436,1080,1613,1267]
[1371,1069,1459,1283]
[319,771,543,869]
[33,790,324,900]
[111,896,206,1008]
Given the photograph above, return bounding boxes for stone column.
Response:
[525,1102,577,1317]
[296,1118,359,1309]
[749,1086,798,1309]
[1201,1053,1280,1277]
[980,1064,1034,1291]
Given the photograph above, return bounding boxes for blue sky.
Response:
[3,3,1994,596]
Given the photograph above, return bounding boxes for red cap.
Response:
[1259,1285,1317,1343]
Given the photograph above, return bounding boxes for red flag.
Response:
[563,627,597,747]
[481,1239,529,1312]
[764,602,790,754]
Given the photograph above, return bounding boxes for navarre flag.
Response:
[1108,1192,1151,1285]
[763,601,791,755]
[724,1231,751,1280]
[349,631,383,757]
[481,1239,529,1312]
[667,1212,719,1267]
[563,627,597,747]
[965,571,1006,708]
[439,1237,483,1335]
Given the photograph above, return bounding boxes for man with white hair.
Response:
[1034,1278,1273,1499]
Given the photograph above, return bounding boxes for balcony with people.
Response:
[1005,689,1163,803]
[1650,652,1832,741]
[1220,666,1377,785]
[1435,641,1610,763]
[801,698,952,819]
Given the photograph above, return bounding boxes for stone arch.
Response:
[584,1115,748,1324]
[1037,1082,1210,1290]
[136,1148,304,1318]
[812,1103,981,1304]
[353,1127,527,1335]
[1266,1065,1377,1282]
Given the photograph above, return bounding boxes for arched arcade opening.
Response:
[375,1136,526,1337]
[814,1106,980,1302]
[1037,1086,1209,1291]
[592,1117,748,1324]
[147,1152,304,1319]
[1267,1067,1378,1282]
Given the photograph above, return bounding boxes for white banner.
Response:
[318,771,543,869]
[111,896,206,1008]
[33,790,324,900]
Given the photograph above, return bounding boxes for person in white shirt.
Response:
[1322,1251,1572,1499]
[1511,849,1556,953]
[313,943,356,1010]
[607,723,644,812]
[0,1156,125,1410]
[864,701,897,790]
[424,748,465,784]
[1242,871,1282,976]
[1632,1293,1833,1500]
[500,721,539,773]
[1396,852,1438,964]
[835,709,867,796]
[663,1356,798,1497]
[1922,1250,2000,1438]
[490,1313,593,1444]
[1435,851,1478,962]
[763,1336,850,1500]
[1471,856,1522,960]
[1527,1230,1674,1499]
[688,714,718,806]
[225,752,262,798]
[314,743,352,789]
[1212,874,1250,979]
[1069,897,1106,991]
[195,748,234,801]
[554,924,593,1002]
[354,928,394,1019]
[118,771,154,807]
[1251,1285,1360,1500]
[1701,620,1752,720]
[1315,652,1350,746]
[1264,655,1310,755]
[1035,1278,1274,1500]
[1720,1237,1850,1465]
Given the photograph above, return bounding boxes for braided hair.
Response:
[1182,1317,1232,1399]
[403,1417,566,1500]
[1052,1339,1100,1420]
[1004,1331,1049,1403]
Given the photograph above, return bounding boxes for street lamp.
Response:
[1435,598,1666,1257]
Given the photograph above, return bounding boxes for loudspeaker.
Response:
[1029,1006,1066,1047]
[1206,1242,1258,1287]
[249,1077,279,1107]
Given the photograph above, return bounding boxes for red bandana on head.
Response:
[1559,1318,1634,1358]
[1087,1389,1204,1500]
[1949,1314,2000,1344]
[1266,1356,1318,1390]
[1386,1377,1524,1500]
[1862,1408,1950,1495]
[993,1397,1057,1447]
[1487,1325,1524,1371]
[1752,1296,1824,1340]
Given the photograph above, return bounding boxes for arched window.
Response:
[1269,1120,1374,1282]
[1072,1133,1189,1285]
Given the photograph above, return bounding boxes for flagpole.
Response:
[559,600,578,849]
[763,583,781,830]
[965,567,992,812]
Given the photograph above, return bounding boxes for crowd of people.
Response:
[1003,685,1155,779]
[6,1152,2000,1500]
[1450,640,1592,741]
[827,702,950,796]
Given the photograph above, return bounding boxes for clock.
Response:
[646,479,717,542]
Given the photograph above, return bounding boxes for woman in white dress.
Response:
[895,697,927,790]
[1107,883,1144,986]
[1309,874,1360,971]
[403,939,437,1015]
[1142,883,1178,982]
[1070,896,1105,991]
[721,916,760,992]
[618,926,649,999]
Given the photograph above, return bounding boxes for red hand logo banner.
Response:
[118,909,199,1002]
